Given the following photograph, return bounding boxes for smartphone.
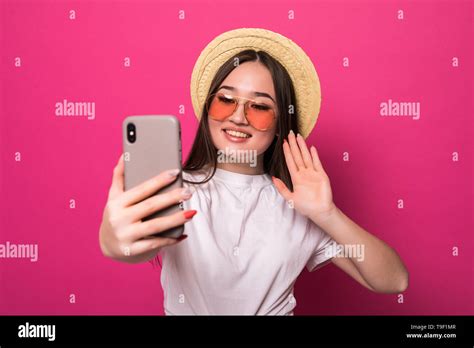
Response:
[122,115,184,239]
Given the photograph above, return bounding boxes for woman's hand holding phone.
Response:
[99,154,196,264]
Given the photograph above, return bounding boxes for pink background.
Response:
[0,0,472,315]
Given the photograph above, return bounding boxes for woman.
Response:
[99,28,409,315]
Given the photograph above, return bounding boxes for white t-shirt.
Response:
[159,167,338,315]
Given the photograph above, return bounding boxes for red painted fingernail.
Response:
[177,235,188,242]
[183,210,197,219]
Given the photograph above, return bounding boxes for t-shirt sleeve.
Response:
[305,219,339,272]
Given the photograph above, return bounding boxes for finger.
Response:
[283,140,298,178]
[131,236,181,256]
[310,146,325,173]
[271,176,293,201]
[125,186,194,222]
[108,154,125,200]
[118,168,181,207]
[296,133,313,169]
[133,209,197,240]
[287,130,305,169]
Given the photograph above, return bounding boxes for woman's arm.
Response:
[272,130,409,294]
[313,206,408,293]
[330,257,375,291]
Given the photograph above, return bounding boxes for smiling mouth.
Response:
[222,128,252,139]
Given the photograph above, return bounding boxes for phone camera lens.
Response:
[127,123,136,143]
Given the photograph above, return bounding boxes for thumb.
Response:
[108,154,125,200]
[271,176,293,202]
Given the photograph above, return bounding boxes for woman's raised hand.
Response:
[272,130,336,224]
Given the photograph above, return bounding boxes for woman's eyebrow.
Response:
[219,85,275,103]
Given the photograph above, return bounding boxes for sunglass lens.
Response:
[246,104,275,131]
[208,94,236,120]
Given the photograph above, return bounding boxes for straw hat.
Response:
[190,27,321,139]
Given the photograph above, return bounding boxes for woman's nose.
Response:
[229,102,249,125]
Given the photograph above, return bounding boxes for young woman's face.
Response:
[208,61,278,156]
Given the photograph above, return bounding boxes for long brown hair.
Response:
[183,49,300,190]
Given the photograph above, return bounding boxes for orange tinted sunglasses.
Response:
[207,92,276,131]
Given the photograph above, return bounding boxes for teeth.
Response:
[225,129,251,138]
